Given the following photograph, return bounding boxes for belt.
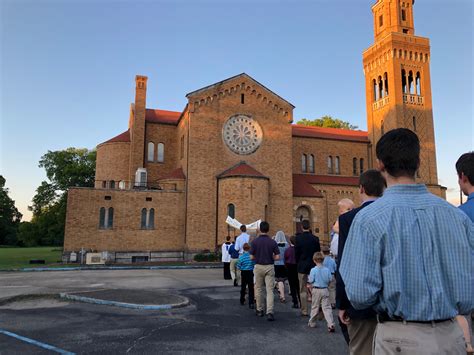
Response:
[376,312,452,324]
[313,286,327,289]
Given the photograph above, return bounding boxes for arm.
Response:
[307,268,315,284]
[273,242,281,261]
[339,214,382,310]
[295,237,301,263]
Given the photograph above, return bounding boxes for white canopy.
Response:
[225,216,261,231]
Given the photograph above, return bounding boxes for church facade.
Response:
[64,0,446,261]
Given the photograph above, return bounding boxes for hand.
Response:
[338,310,351,325]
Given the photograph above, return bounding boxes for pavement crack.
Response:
[125,321,185,353]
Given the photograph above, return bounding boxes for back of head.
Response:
[226,236,230,242]
[376,128,420,178]
[259,221,270,234]
[337,198,355,214]
[274,231,287,245]
[240,225,247,233]
[301,219,311,231]
[359,169,387,197]
[313,252,324,264]
[243,243,250,251]
[321,246,330,255]
[456,152,474,185]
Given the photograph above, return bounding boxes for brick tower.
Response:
[364,0,444,194]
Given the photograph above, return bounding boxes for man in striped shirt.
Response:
[340,129,473,354]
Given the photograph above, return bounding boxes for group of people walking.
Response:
[222,129,473,354]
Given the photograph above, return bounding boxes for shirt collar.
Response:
[383,184,428,196]
[467,192,474,201]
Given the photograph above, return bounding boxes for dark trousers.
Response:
[286,264,300,306]
[240,270,255,305]
[223,262,231,280]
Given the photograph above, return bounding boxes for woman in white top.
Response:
[221,236,232,280]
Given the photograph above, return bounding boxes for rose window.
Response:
[222,115,263,155]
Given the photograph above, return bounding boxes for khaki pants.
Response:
[298,273,309,315]
[347,317,377,355]
[230,258,240,284]
[374,319,465,355]
[308,288,334,328]
[328,275,336,305]
[254,264,275,315]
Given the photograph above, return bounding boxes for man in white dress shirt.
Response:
[234,225,250,255]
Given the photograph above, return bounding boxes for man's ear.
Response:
[460,172,469,184]
[359,185,364,195]
[376,159,385,172]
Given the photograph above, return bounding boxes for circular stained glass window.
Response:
[222,114,263,155]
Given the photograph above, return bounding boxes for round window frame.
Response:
[222,114,263,155]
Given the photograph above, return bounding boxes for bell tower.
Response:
[364,0,444,194]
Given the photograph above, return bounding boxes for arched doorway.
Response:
[295,205,312,234]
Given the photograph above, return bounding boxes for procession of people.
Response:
[220,129,473,355]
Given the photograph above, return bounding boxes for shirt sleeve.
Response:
[339,213,382,310]
[308,268,315,284]
[234,237,240,251]
[273,242,280,255]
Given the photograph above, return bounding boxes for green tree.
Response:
[0,176,22,245]
[18,148,96,246]
[297,115,358,130]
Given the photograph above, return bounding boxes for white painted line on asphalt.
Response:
[1,285,31,288]
[0,329,75,355]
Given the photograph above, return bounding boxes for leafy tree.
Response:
[0,176,22,245]
[297,115,358,130]
[18,148,96,246]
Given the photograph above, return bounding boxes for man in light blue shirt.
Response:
[456,152,474,222]
[340,129,473,354]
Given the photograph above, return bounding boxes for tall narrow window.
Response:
[148,208,155,229]
[413,116,417,131]
[384,72,389,96]
[157,143,164,163]
[401,9,406,21]
[308,154,315,174]
[379,15,383,27]
[141,208,147,229]
[408,71,414,94]
[107,207,114,228]
[241,94,245,104]
[147,142,155,162]
[416,72,421,95]
[110,180,115,189]
[401,69,407,93]
[360,158,364,174]
[102,181,107,189]
[353,158,358,176]
[99,207,106,229]
[327,156,333,174]
[373,79,377,102]
[335,156,340,175]
[227,204,235,219]
[301,154,307,173]
[378,76,384,98]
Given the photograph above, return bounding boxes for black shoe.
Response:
[256,310,264,317]
[233,280,238,287]
[249,303,255,309]
[267,313,275,321]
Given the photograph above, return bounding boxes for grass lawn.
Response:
[0,247,63,269]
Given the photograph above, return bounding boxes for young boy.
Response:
[237,243,255,309]
[307,252,335,332]
[322,246,336,309]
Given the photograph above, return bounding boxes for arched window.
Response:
[353,158,358,176]
[416,72,421,95]
[408,70,414,94]
[102,181,107,189]
[157,143,164,163]
[119,180,126,190]
[327,156,333,174]
[110,180,115,189]
[141,208,147,229]
[147,142,155,162]
[227,204,235,219]
[107,207,114,228]
[99,207,106,229]
[401,69,407,93]
[148,208,155,229]
[378,76,383,99]
[301,154,307,173]
[360,158,364,174]
[384,72,389,95]
[308,154,315,173]
[335,156,340,175]
[373,79,377,101]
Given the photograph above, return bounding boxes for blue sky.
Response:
[1,0,472,221]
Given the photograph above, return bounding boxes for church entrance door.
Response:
[295,206,311,234]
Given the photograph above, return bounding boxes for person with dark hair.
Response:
[221,236,232,280]
[249,221,280,321]
[295,219,321,317]
[456,151,474,222]
[341,129,473,354]
[235,224,250,255]
[228,236,240,287]
[336,169,386,354]
[237,243,255,309]
[284,235,300,309]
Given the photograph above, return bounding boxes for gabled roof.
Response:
[217,161,268,179]
[185,73,295,108]
[293,175,324,198]
[100,130,130,145]
[146,109,182,125]
[294,174,360,187]
[159,167,186,180]
[292,125,369,143]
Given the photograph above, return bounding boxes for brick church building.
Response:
[64,0,445,261]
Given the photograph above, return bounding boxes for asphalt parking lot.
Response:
[0,269,348,354]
